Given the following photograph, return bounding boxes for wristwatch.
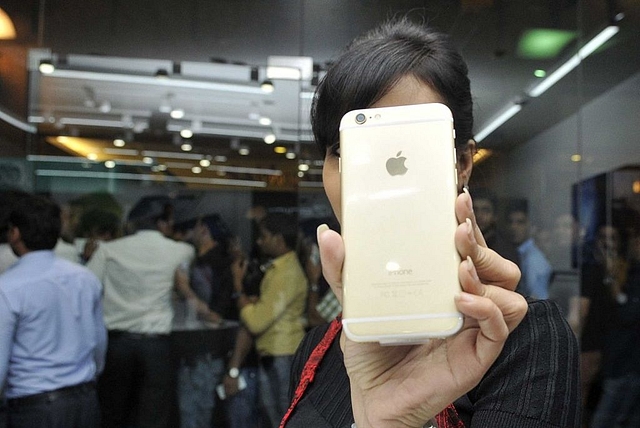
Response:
[228,367,240,379]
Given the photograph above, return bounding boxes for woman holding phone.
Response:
[280,18,580,428]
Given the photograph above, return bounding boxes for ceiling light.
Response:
[39,60,55,74]
[472,148,492,164]
[104,160,116,169]
[298,164,310,172]
[274,146,287,154]
[180,129,193,138]
[238,147,250,156]
[517,29,576,59]
[285,152,296,159]
[534,69,546,78]
[113,138,125,147]
[103,148,139,156]
[264,133,277,144]
[528,25,619,97]
[258,116,272,126]
[180,143,193,151]
[0,7,17,39]
[297,171,305,178]
[142,157,154,164]
[98,101,112,113]
[87,153,98,161]
[170,108,185,119]
[192,166,202,174]
[158,164,167,171]
[260,80,275,93]
[141,150,201,160]
[200,159,211,167]
[474,103,523,142]
[210,165,282,176]
[571,154,582,162]
[267,56,314,80]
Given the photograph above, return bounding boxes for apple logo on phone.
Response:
[386,151,408,176]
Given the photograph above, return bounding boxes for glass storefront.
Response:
[1,1,639,426]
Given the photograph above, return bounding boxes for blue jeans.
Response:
[225,366,260,428]
[177,354,225,428]
[591,373,640,428]
[259,355,294,428]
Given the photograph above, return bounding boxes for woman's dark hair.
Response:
[312,18,473,155]
[9,195,61,251]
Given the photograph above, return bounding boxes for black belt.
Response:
[109,330,169,339]
[7,381,96,408]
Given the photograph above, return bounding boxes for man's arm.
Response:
[0,291,16,390]
[174,266,222,324]
[92,281,108,374]
[223,326,254,397]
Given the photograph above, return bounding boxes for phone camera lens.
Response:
[355,113,367,124]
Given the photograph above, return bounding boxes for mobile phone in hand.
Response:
[339,103,463,344]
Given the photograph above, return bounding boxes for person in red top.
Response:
[281,17,580,428]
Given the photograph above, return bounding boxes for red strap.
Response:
[279,317,343,427]
[435,403,466,428]
[279,316,465,428]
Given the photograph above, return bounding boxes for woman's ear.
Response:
[457,139,476,188]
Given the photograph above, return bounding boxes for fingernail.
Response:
[463,187,473,212]
[466,256,479,281]
[466,218,473,237]
[317,224,329,244]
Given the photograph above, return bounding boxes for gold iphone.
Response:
[339,103,463,344]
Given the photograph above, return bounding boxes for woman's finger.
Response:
[317,224,345,306]
[455,217,521,291]
[458,256,528,332]
[454,292,509,365]
[455,189,487,248]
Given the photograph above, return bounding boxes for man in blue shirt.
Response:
[0,195,107,428]
[507,201,553,299]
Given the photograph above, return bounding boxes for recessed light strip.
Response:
[34,169,267,187]
[140,150,203,160]
[44,69,267,95]
[209,165,282,176]
[27,155,98,163]
[474,103,523,143]
[0,107,37,133]
[528,25,619,97]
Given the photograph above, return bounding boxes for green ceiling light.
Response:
[517,29,576,59]
[534,69,546,78]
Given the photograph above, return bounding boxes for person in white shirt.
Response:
[87,196,211,428]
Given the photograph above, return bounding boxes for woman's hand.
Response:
[317,190,526,428]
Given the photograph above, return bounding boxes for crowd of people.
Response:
[0,189,325,428]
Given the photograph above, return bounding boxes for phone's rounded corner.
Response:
[341,318,373,343]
